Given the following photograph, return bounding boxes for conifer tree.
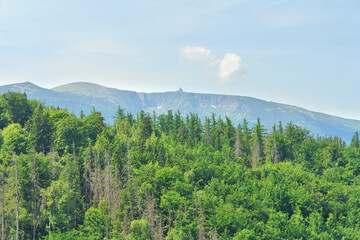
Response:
[234,124,243,158]
[242,119,251,160]
[204,117,211,145]
[351,131,360,148]
[251,118,265,167]
[12,151,20,240]
[29,104,53,153]
[1,164,4,240]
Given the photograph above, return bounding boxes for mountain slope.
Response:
[0,81,97,115]
[1,81,359,142]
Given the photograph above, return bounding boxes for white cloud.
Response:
[218,53,242,84]
[179,46,217,64]
[180,46,243,84]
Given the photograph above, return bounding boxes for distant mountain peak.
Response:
[0,81,46,94]
[52,82,104,90]
[0,81,359,142]
[52,81,138,99]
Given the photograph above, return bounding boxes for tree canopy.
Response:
[0,92,359,239]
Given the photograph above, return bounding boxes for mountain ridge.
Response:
[51,82,359,121]
[1,81,359,142]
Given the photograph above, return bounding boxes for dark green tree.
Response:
[28,104,54,153]
[140,116,153,140]
[83,108,105,144]
[54,116,84,155]
[1,92,32,127]
[251,118,266,167]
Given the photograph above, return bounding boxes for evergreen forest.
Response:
[1,91,360,240]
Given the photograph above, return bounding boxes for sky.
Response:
[1,0,360,119]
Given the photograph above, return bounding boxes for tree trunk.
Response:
[1,165,5,240]
[92,149,103,207]
[251,137,261,168]
[234,130,242,158]
[83,147,92,209]
[159,213,163,240]
[168,206,171,233]
[72,143,77,228]
[67,160,71,232]
[105,150,111,239]
[273,139,279,164]
[197,204,206,240]
[49,209,52,238]
[51,144,56,177]
[14,151,19,240]
[126,146,133,221]
[32,153,38,240]
[148,194,155,237]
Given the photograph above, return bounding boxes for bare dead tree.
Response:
[143,193,156,237]
[251,137,261,168]
[126,145,133,221]
[159,212,163,240]
[72,142,78,228]
[197,210,206,239]
[208,229,219,240]
[105,150,112,210]
[13,151,19,240]
[91,148,103,207]
[123,212,130,235]
[31,153,39,240]
[204,120,211,145]
[1,164,4,240]
[272,134,279,164]
[67,155,71,232]
[105,150,111,239]
[168,206,172,234]
[234,129,243,158]
[83,146,92,209]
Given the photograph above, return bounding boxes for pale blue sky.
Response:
[1,0,360,119]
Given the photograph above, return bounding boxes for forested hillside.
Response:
[1,92,360,239]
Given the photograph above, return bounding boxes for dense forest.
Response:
[0,91,360,239]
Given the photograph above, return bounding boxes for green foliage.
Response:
[82,201,111,240]
[166,229,186,240]
[351,131,360,148]
[45,229,88,240]
[54,115,84,155]
[83,108,105,144]
[41,179,69,232]
[0,91,360,239]
[28,104,54,153]
[0,91,33,127]
[130,219,151,240]
[140,116,153,140]
[2,123,29,155]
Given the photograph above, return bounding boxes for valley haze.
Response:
[0,81,359,143]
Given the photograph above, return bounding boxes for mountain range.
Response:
[0,81,359,142]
